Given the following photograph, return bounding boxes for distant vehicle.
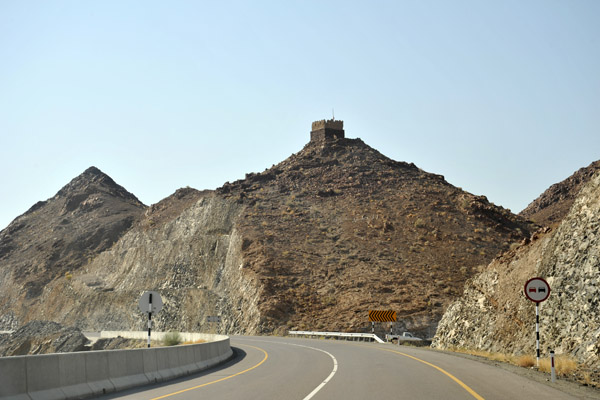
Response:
[386,332,423,342]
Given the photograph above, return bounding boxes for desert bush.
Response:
[450,349,580,379]
[515,354,535,368]
[539,355,578,376]
[163,331,182,346]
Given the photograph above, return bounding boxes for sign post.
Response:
[550,350,556,383]
[138,291,163,348]
[524,277,550,367]
[369,310,396,341]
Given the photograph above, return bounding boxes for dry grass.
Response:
[182,339,206,345]
[582,372,593,386]
[515,354,536,368]
[449,347,579,378]
[539,355,578,376]
[450,347,514,364]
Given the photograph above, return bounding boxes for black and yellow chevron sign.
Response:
[369,310,397,322]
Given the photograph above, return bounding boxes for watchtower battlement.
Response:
[310,119,345,142]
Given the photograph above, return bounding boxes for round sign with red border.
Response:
[524,277,551,303]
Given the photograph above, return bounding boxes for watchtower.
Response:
[310,119,344,142]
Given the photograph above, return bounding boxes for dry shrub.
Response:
[163,331,182,346]
[515,355,536,368]
[539,355,578,376]
[448,348,585,384]
[489,352,513,363]
[582,372,593,386]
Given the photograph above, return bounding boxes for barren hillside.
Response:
[0,123,537,335]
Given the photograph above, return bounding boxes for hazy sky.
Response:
[1,1,599,230]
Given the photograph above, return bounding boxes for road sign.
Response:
[524,277,551,303]
[207,316,221,323]
[369,310,396,322]
[138,291,163,314]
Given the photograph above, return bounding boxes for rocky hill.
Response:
[0,122,537,336]
[0,167,146,329]
[216,136,536,333]
[433,170,600,374]
[520,160,600,227]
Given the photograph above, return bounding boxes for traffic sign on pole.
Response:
[524,277,551,303]
[369,310,396,322]
[138,291,163,314]
[524,277,551,367]
[139,291,163,348]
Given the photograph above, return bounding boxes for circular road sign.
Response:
[524,277,551,303]
[138,291,163,314]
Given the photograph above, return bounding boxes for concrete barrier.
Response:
[0,333,232,400]
[58,353,91,399]
[0,356,28,400]
[26,354,64,400]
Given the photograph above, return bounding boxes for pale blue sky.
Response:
[1,1,599,230]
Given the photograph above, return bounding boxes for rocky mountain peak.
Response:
[520,160,600,227]
[55,166,143,207]
[0,167,146,304]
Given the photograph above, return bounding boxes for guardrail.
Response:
[0,332,232,400]
[289,330,386,343]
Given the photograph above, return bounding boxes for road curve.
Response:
[99,336,587,400]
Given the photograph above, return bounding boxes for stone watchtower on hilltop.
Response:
[310,119,345,142]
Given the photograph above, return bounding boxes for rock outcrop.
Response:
[0,320,89,356]
[433,170,600,372]
[520,160,600,228]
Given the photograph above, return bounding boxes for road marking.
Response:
[373,347,485,400]
[150,344,268,400]
[238,338,338,400]
[285,343,338,400]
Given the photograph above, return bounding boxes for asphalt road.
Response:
[100,336,592,400]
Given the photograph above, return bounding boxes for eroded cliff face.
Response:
[38,194,262,334]
[433,171,600,371]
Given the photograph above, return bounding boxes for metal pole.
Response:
[536,302,540,367]
[550,350,556,382]
[148,293,153,348]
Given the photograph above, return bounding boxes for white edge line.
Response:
[286,343,338,400]
[237,339,338,400]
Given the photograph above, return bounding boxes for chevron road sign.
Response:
[369,310,397,322]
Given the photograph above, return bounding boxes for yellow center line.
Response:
[363,345,485,400]
[150,344,269,400]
